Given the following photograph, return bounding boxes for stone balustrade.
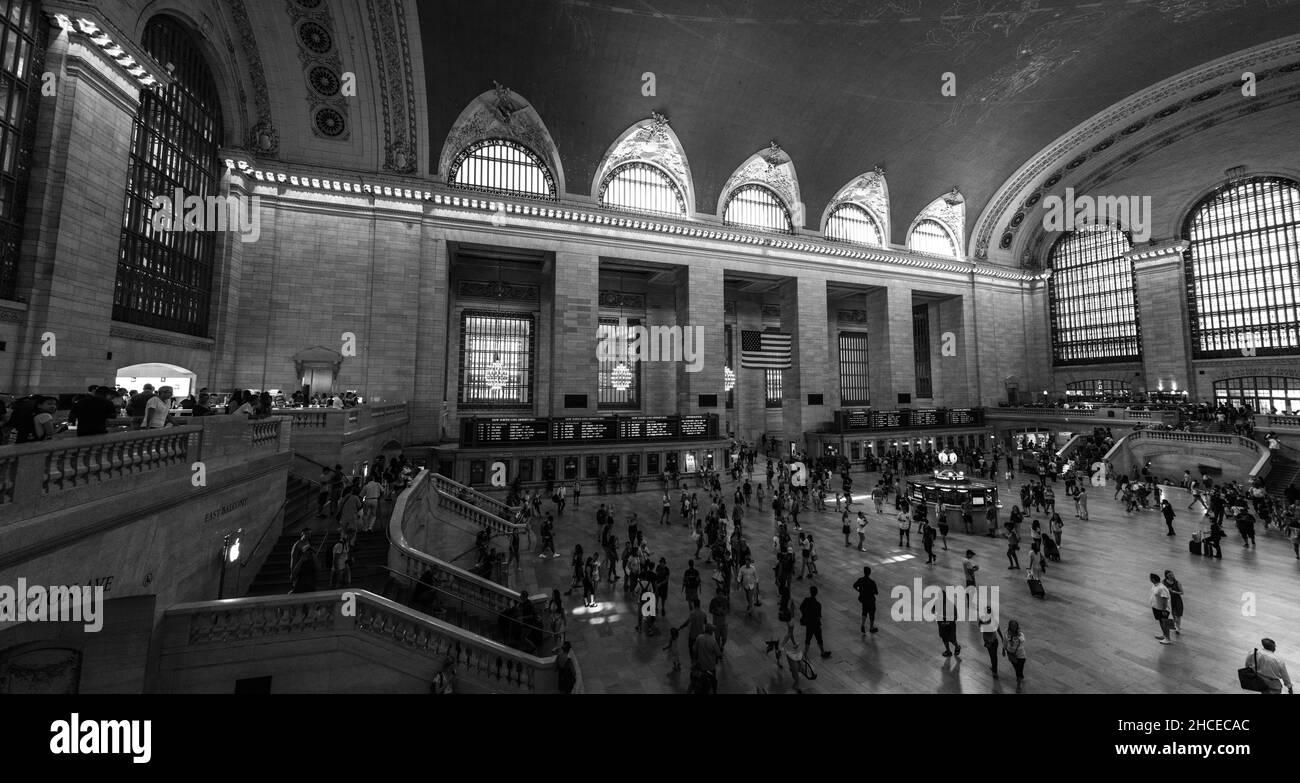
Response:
[162,588,574,693]
[430,472,519,520]
[1,415,291,517]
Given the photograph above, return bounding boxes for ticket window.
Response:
[539,458,553,482]
[683,452,698,473]
[585,456,601,478]
[606,454,621,476]
[627,454,641,476]
[469,460,486,485]
[850,443,861,461]
[519,459,535,482]
[703,451,714,470]
[647,453,660,475]
[665,453,679,473]
[563,457,579,480]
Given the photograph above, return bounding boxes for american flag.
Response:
[741,330,792,369]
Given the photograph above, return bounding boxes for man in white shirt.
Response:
[1248,638,1294,694]
[143,386,174,429]
[1149,573,1172,644]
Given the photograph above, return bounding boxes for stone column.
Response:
[735,298,765,442]
[934,295,974,407]
[674,265,724,415]
[1130,241,1194,398]
[13,32,138,390]
[866,283,915,407]
[548,251,600,415]
[777,276,832,447]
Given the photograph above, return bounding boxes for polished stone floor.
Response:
[491,469,1299,694]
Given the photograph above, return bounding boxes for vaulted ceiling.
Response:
[419,0,1300,255]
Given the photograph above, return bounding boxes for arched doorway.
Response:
[115,363,197,397]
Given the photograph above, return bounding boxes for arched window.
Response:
[598,162,686,216]
[114,15,223,337]
[1048,227,1138,364]
[1065,379,1132,402]
[1184,177,1300,358]
[723,184,792,234]
[908,218,958,257]
[0,0,43,301]
[447,139,556,199]
[825,203,882,246]
[1214,376,1300,414]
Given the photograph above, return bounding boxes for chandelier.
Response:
[486,354,509,391]
[723,366,736,392]
[611,362,633,391]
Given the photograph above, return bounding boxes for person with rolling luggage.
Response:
[1026,543,1046,598]
[1041,528,1060,562]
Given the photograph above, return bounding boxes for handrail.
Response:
[375,563,548,649]
[241,495,291,569]
[389,471,547,621]
[1249,449,1272,483]
[162,588,574,693]
[431,472,520,519]
[436,489,527,536]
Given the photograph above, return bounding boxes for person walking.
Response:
[682,559,702,608]
[1005,520,1021,569]
[1236,507,1257,549]
[738,558,760,614]
[985,502,1000,537]
[980,606,1002,678]
[921,518,937,564]
[853,566,879,634]
[1075,486,1089,520]
[1288,515,1300,559]
[1149,573,1173,645]
[1163,570,1184,635]
[1247,638,1294,694]
[1027,543,1045,589]
[708,588,730,656]
[842,508,852,547]
[1161,500,1177,537]
[962,549,979,610]
[677,599,709,666]
[692,625,722,694]
[582,556,597,608]
[897,508,912,547]
[1004,620,1027,685]
[289,531,317,594]
[1049,513,1064,548]
[798,585,831,659]
[1206,519,1225,559]
[856,511,869,552]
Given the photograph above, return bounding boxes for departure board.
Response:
[948,408,977,425]
[462,414,717,446]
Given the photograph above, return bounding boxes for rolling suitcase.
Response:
[1027,574,1046,599]
[1188,537,1202,555]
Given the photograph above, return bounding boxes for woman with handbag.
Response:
[1004,620,1027,684]
[1162,570,1184,635]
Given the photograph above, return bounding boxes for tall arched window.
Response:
[0,0,44,301]
[1048,226,1138,364]
[114,15,223,337]
[908,218,958,257]
[1184,177,1300,358]
[723,184,792,234]
[447,139,556,199]
[825,203,882,246]
[598,162,686,216]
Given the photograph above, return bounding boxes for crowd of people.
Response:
[504,428,1298,695]
[0,384,371,445]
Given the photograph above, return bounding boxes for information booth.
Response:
[906,460,1000,527]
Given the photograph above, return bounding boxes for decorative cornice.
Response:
[837,309,868,323]
[438,85,564,191]
[109,324,216,350]
[0,303,25,323]
[598,291,646,309]
[221,154,1041,282]
[1127,239,1190,263]
[457,280,540,301]
[45,10,167,90]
